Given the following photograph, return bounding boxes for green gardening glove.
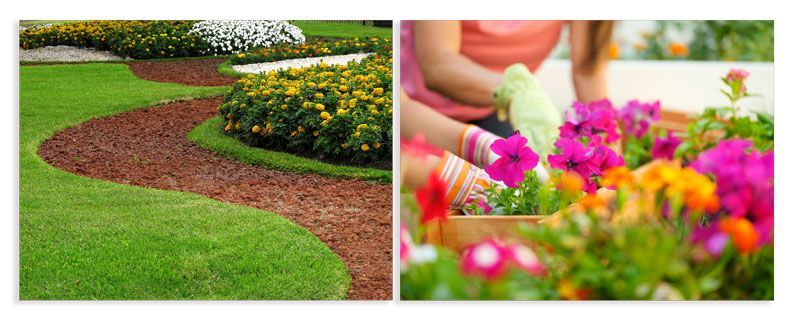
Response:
[492,64,563,157]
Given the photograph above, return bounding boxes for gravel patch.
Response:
[232,53,373,74]
[20,45,127,62]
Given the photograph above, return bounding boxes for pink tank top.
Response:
[400,20,564,121]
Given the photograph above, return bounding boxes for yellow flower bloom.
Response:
[360,144,370,151]
[320,111,331,120]
[315,103,325,111]
[372,142,381,149]
[251,125,261,134]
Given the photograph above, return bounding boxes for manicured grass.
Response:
[290,21,392,39]
[189,117,391,183]
[20,63,350,300]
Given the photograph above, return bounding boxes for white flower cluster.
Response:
[189,20,305,55]
[19,23,53,32]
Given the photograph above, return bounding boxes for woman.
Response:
[400,20,614,137]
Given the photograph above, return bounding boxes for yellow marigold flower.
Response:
[224,122,232,132]
[353,90,364,97]
[307,82,317,89]
[356,123,368,131]
[372,142,381,149]
[354,131,361,137]
[341,143,349,148]
[315,103,325,111]
[237,53,245,58]
[247,92,256,97]
[235,122,241,130]
[298,126,305,133]
[360,144,370,151]
[281,104,288,110]
[337,108,347,115]
[226,113,232,119]
[313,131,320,137]
[371,109,379,115]
[251,125,261,134]
[372,87,384,95]
[339,85,349,92]
[315,93,324,99]
[320,111,331,120]
[291,131,298,137]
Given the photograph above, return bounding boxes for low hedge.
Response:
[218,51,392,165]
[230,37,391,65]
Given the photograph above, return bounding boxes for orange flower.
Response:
[559,171,585,195]
[579,193,606,210]
[608,42,620,59]
[720,218,759,254]
[668,42,689,57]
[600,166,634,189]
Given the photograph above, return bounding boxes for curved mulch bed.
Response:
[128,58,237,86]
[38,97,391,300]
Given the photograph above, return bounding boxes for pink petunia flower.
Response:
[652,131,682,160]
[507,244,547,277]
[559,99,620,144]
[620,100,661,139]
[726,69,750,82]
[460,239,509,280]
[485,133,539,188]
[400,223,413,267]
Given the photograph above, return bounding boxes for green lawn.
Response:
[290,21,392,39]
[190,117,391,183]
[19,63,350,300]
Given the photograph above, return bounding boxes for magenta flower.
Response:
[507,244,547,277]
[590,145,626,173]
[652,131,681,160]
[485,133,539,188]
[548,138,626,193]
[548,138,597,179]
[461,239,509,280]
[559,99,620,144]
[690,222,729,258]
[690,139,774,247]
[620,100,661,139]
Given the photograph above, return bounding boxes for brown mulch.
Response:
[127,58,237,86]
[38,97,392,300]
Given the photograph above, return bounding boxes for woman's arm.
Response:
[414,21,503,108]
[569,21,610,103]
[400,89,464,154]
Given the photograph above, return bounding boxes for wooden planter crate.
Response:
[425,214,548,251]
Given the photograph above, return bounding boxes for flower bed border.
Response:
[189,117,391,183]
